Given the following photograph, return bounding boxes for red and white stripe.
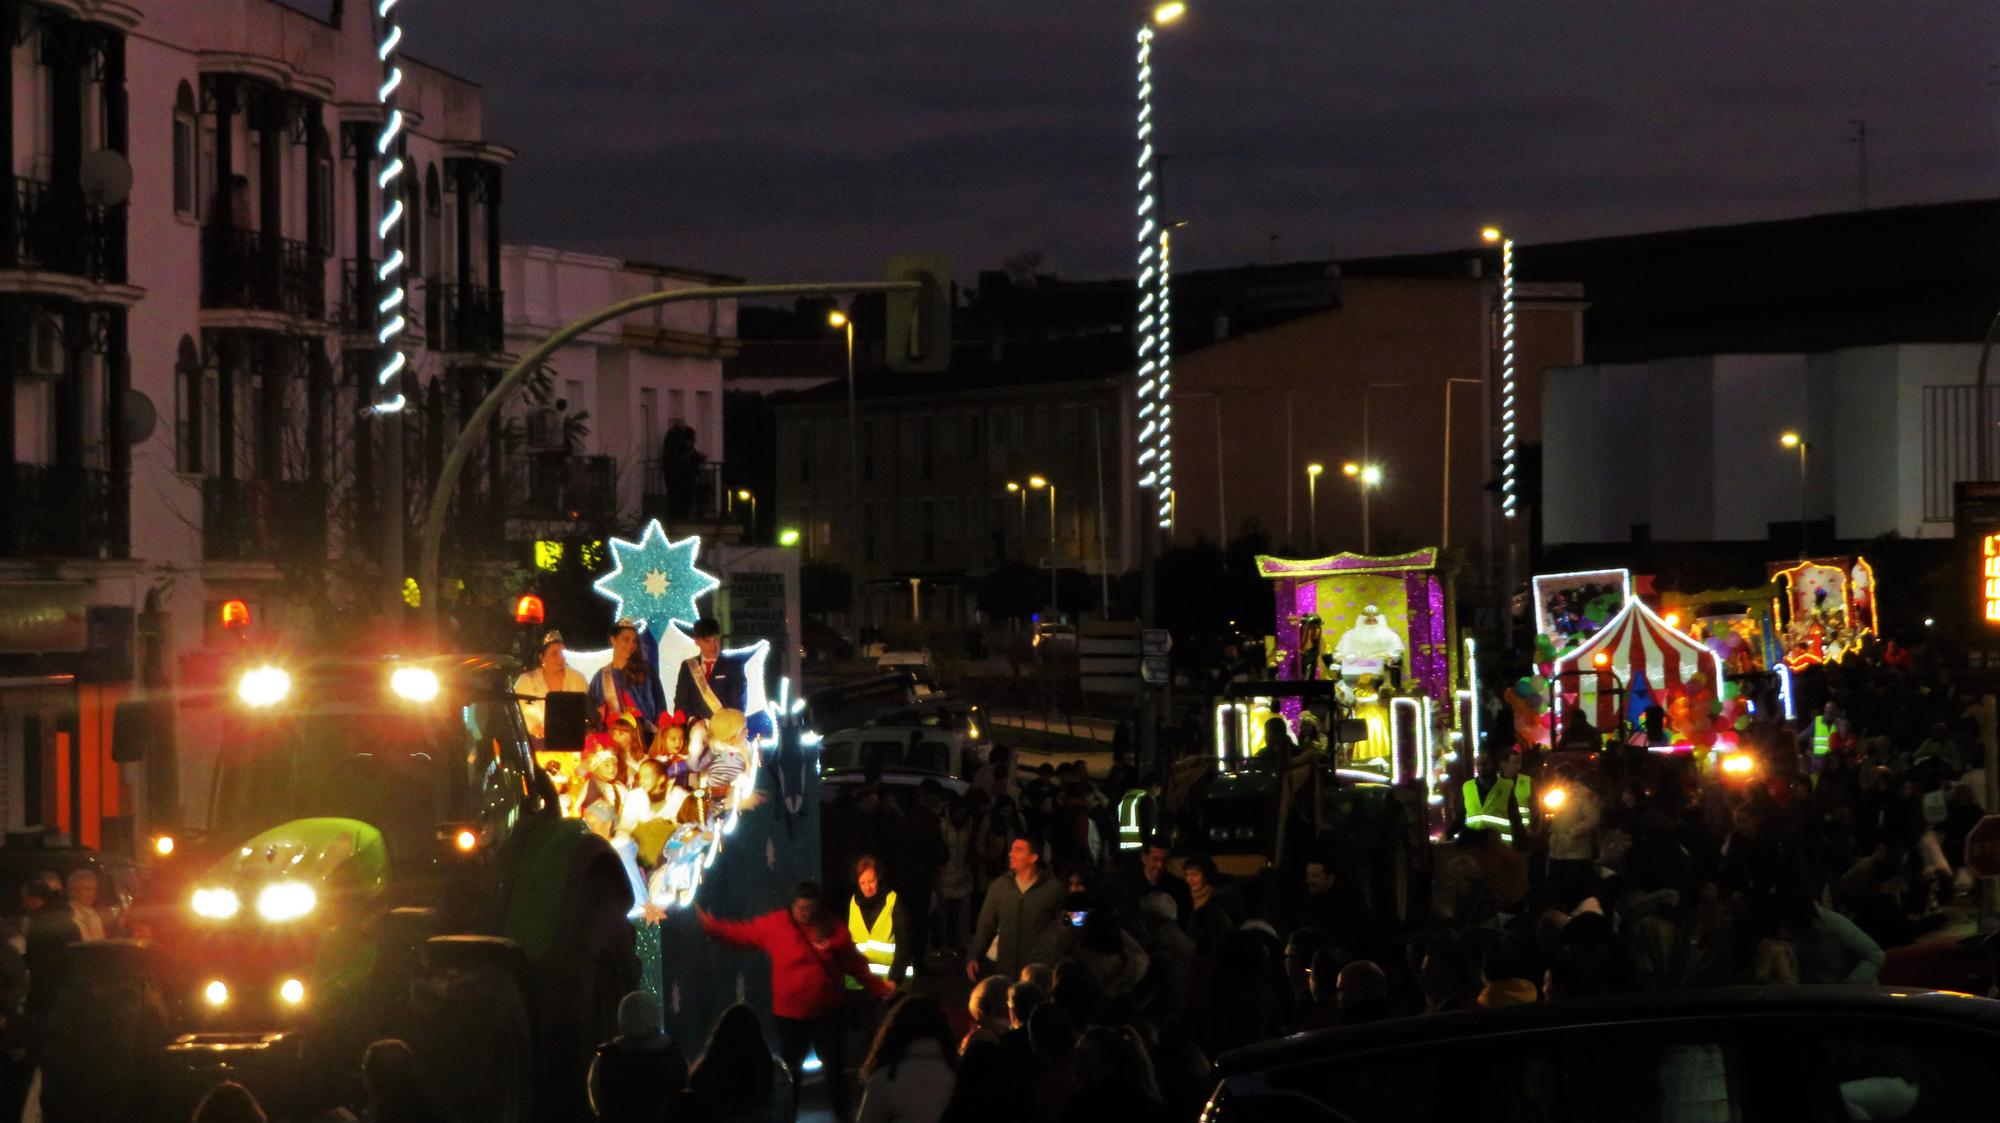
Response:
[1558,599,1719,730]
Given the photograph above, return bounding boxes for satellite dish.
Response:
[123,389,157,445]
[80,149,133,207]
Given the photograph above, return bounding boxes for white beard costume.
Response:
[1332,606,1405,666]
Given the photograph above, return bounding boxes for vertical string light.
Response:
[1496,232,1518,518]
[372,0,408,414]
[1133,21,1175,530]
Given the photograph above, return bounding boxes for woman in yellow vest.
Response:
[847,856,898,989]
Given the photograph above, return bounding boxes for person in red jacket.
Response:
[698,882,892,1121]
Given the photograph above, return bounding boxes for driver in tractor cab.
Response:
[1463,749,1533,848]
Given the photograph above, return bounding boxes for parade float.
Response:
[1548,594,1733,753]
[1192,551,1472,911]
[1768,555,1879,669]
[545,519,817,1043]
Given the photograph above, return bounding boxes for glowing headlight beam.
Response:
[237,666,292,708]
[191,887,240,920]
[255,881,317,922]
[390,666,440,702]
[372,0,409,414]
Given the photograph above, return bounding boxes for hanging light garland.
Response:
[371,0,409,414]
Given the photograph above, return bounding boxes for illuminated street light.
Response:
[1780,431,1809,557]
[1350,463,1385,553]
[1342,462,1360,478]
[1306,463,1324,552]
[1133,5,1182,530]
[1030,476,1058,608]
[778,528,802,548]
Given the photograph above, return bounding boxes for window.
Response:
[174,338,201,473]
[311,146,334,251]
[423,165,443,281]
[694,391,713,449]
[667,388,685,426]
[638,388,657,462]
[172,83,196,218]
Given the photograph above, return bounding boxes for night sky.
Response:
[389,1,1996,283]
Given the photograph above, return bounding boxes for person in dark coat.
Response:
[673,617,750,723]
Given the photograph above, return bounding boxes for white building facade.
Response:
[0,1,739,848]
[1544,343,1984,547]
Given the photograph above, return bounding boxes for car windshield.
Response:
[825,738,954,775]
[209,706,461,868]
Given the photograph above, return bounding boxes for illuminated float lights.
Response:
[1495,233,1517,518]
[371,0,409,414]
[1133,25,1175,529]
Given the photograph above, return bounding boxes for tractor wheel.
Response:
[39,943,168,1123]
[540,884,639,1122]
[411,961,533,1123]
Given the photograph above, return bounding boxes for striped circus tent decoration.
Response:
[1554,598,1724,734]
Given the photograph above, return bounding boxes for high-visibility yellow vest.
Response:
[1117,789,1152,850]
[1812,716,1834,756]
[1463,775,1532,844]
[847,890,897,988]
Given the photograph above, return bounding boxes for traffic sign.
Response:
[1142,628,1171,656]
[1965,815,2000,878]
[1140,655,1171,686]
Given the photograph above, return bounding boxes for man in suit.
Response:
[673,617,747,724]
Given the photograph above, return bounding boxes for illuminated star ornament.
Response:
[592,520,720,638]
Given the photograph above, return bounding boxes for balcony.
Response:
[512,454,618,521]
[337,258,376,334]
[202,478,328,562]
[201,227,326,319]
[642,459,727,522]
[6,177,126,284]
[5,465,127,558]
[425,279,505,355]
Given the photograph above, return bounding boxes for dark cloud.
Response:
[397,0,1998,281]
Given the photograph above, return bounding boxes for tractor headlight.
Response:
[255,881,317,922]
[390,666,440,703]
[236,665,292,708]
[1542,787,1568,813]
[191,887,240,919]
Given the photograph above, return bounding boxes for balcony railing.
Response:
[511,454,618,521]
[5,465,127,558]
[425,279,505,354]
[201,226,326,319]
[202,478,328,562]
[338,258,376,333]
[7,177,126,283]
[642,459,726,522]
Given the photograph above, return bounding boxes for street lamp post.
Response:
[736,489,757,542]
[1306,462,1324,552]
[1781,431,1809,558]
[1030,476,1057,610]
[828,310,858,549]
[1344,461,1384,553]
[1006,481,1028,556]
[1442,377,1481,550]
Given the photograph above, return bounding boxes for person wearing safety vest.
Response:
[846,856,897,989]
[1462,749,1532,847]
[1811,703,1839,764]
[1116,788,1156,852]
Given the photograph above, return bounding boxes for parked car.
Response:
[818,726,969,799]
[806,672,931,734]
[1031,621,1076,649]
[1205,987,2000,1123]
[874,700,993,776]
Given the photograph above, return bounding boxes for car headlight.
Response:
[236,665,291,708]
[255,881,317,922]
[191,887,240,920]
[1235,825,1256,841]
[1208,825,1227,841]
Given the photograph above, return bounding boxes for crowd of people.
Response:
[644,633,1987,1123]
